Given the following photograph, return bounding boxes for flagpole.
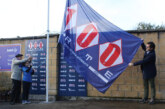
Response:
[46,0,50,102]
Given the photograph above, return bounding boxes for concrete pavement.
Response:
[0,100,165,109]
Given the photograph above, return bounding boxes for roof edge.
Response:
[0,33,59,41]
[1,29,165,41]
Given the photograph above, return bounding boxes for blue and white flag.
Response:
[59,0,142,93]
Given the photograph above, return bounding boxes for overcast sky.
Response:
[0,0,165,38]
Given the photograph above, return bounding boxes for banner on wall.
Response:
[58,45,87,96]
[25,39,46,94]
[0,44,21,71]
[59,0,143,93]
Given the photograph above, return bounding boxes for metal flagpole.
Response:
[46,0,50,102]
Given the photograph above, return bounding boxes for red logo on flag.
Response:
[66,9,76,26]
[65,4,77,30]
[98,39,123,70]
[76,23,99,51]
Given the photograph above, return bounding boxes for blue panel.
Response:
[0,44,21,71]
[25,39,46,95]
[58,45,87,96]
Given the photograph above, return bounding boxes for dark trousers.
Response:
[143,78,156,100]
[22,81,31,101]
[11,79,21,103]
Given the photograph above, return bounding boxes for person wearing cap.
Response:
[10,54,32,105]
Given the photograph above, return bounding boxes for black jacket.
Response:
[134,43,157,79]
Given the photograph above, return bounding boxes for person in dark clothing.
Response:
[129,41,157,104]
[10,79,21,104]
[21,61,34,104]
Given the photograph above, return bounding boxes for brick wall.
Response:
[48,36,59,96]
[1,30,165,100]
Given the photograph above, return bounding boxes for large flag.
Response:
[59,0,143,93]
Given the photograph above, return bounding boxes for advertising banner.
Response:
[0,44,21,71]
[25,39,46,94]
[58,45,87,96]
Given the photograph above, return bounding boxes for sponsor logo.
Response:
[29,42,33,49]
[40,57,46,60]
[69,69,75,73]
[39,41,44,49]
[60,79,67,82]
[40,88,46,90]
[40,53,46,56]
[40,79,46,82]
[40,66,46,69]
[68,88,76,92]
[32,75,38,77]
[32,57,38,60]
[60,89,67,91]
[61,65,67,68]
[40,84,46,87]
[32,53,38,56]
[32,79,37,81]
[69,84,75,87]
[32,83,38,86]
[68,66,73,68]
[69,79,76,82]
[78,89,86,91]
[69,74,76,78]
[78,85,86,87]
[6,48,18,52]
[60,57,64,60]
[60,75,67,77]
[60,61,67,64]
[34,42,38,49]
[31,87,37,90]
[32,66,38,69]
[40,61,46,64]
[40,70,46,73]
[60,70,67,73]
[78,79,85,82]
[60,84,67,87]
[40,75,46,77]
[32,61,38,64]
[8,54,15,58]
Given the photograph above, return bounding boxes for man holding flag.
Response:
[59,0,142,93]
[129,41,157,104]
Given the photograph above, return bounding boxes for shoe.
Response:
[22,100,27,104]
[139,99,148,104]
[16,100,21,103]
[149,100,155,105]
[10,102,15,105]
[26,100,31,104]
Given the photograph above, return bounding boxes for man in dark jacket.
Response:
[129,41,156,104]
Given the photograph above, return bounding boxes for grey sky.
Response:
[0,0,165,38]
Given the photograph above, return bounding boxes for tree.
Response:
[136,22,165,30]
